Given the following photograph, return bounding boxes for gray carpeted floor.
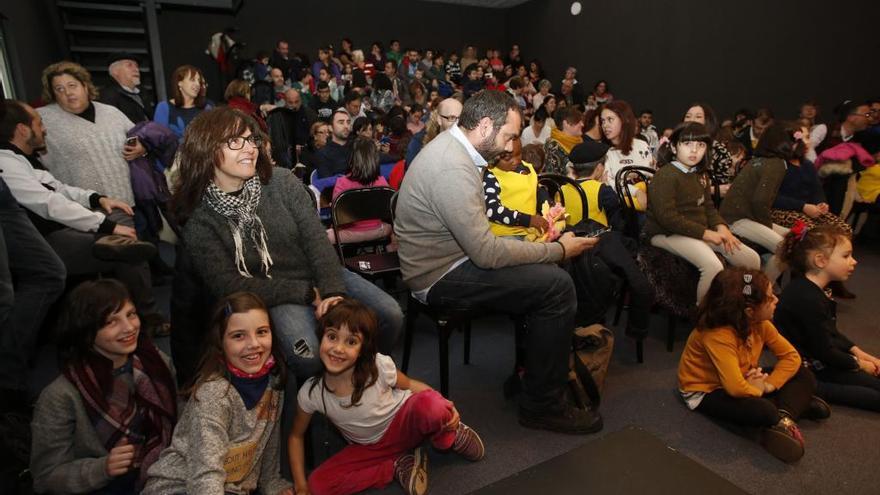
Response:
[24,245,880,495]
[355,246,880,495]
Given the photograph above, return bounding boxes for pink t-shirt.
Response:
[332,175,390,231]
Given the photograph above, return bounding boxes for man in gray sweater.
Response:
[395,90,601,434]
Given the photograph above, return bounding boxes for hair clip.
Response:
[224,301,233,317]
[790,219,809,242]
[793,130,804,141]
[742,273,753,296]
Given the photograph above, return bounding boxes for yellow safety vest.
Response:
[489,161,539,237]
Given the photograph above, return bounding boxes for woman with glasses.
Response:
[170,107,403,378]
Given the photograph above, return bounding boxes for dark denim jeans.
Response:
[427,260,577,413]
[0,178,66,390]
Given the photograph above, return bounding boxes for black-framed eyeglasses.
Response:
[440,114,460,122]
[226,135,262,150]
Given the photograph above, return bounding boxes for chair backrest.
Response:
[331,186,397,258]
[538,173,588,211]
[332,186,396,228]
[614,165,655,241]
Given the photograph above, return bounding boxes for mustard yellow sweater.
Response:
[678,320,801,397]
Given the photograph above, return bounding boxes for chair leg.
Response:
[463,321,472,365]
[401,296,419,373]
[666,313,677,352]
[636,339,644,363]
[514,318,527,369]
[438,320,452,398]
[613,284,628,326]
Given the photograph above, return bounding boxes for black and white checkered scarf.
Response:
[204,176,273,278]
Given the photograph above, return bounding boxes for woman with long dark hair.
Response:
[170,107,403,377]
[154,65,213,139]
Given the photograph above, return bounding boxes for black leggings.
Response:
[815,367,880,412]
[696,366,816,427]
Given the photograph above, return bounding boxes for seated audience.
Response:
[639,109,659,155]
[818,100,872,215]
[311,81,338,122]
[395,90,600,434]
[31,279,177,494]
[799,100,827,162]
[37,61,140,208]
[520,106,551,146]
[0,175,64,415]
[314,109,354,179]
[646,122,760,303]
[290,299,485,495]
[327,137,393,245]
[224,79,268,132]
[482,138,549,238]
[154,64,213,139]
[0,99,165,334]
[737,110,773,159]
[602,100,655,196]
[99,53,152,124]
[683,103,734,195]
[170,107,402,377]
[720,123,794,283]
[592,80,613,105]
[563,141,653,339]
[143,292,292,494]
[775,225,880,412]
[678,268,824,463]
[543,106,584,174]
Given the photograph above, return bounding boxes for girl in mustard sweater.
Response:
[677,267,827,463]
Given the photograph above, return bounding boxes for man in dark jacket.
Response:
[99,53,151,123]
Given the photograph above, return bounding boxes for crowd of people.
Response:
[1,35,879,495]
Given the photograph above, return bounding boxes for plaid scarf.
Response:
[64,337,177,490]
[204,176,274,278]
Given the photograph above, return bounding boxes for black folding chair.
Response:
[330,187,399,280]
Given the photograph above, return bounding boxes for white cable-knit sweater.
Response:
[37,101,136,205]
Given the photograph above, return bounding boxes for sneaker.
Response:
[802,396,832,421]
[93,235,156,263]
[518,403,603,435]
[394,447,428,495]
[761,415,805,463]
[451,423,485,461]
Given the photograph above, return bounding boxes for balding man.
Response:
[405,97,463,165]
[99,53,151,123]
[283,88,314,147]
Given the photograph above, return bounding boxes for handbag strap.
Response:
[571,347,602,409]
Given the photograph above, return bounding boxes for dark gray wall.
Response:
[0,0,63,102]
[507,0,880,127]
[156,0,507,100]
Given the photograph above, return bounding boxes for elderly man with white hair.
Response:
[99,53,151,123]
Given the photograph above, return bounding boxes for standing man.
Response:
[395,91,601,434]
[99,53,151,123]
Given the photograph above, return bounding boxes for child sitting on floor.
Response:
[289,299,484,495]
[31,279,177,494]
[775,224,880,411]
[144,292,292,495]
[678,267,828,463]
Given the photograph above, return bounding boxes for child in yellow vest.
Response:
[482,139,549,239]
[561,141,654,340]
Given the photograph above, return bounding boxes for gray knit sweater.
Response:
[37,102,135,205]
[183,167,345,306]
[394,128,564,292]
[143,376,291,495]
